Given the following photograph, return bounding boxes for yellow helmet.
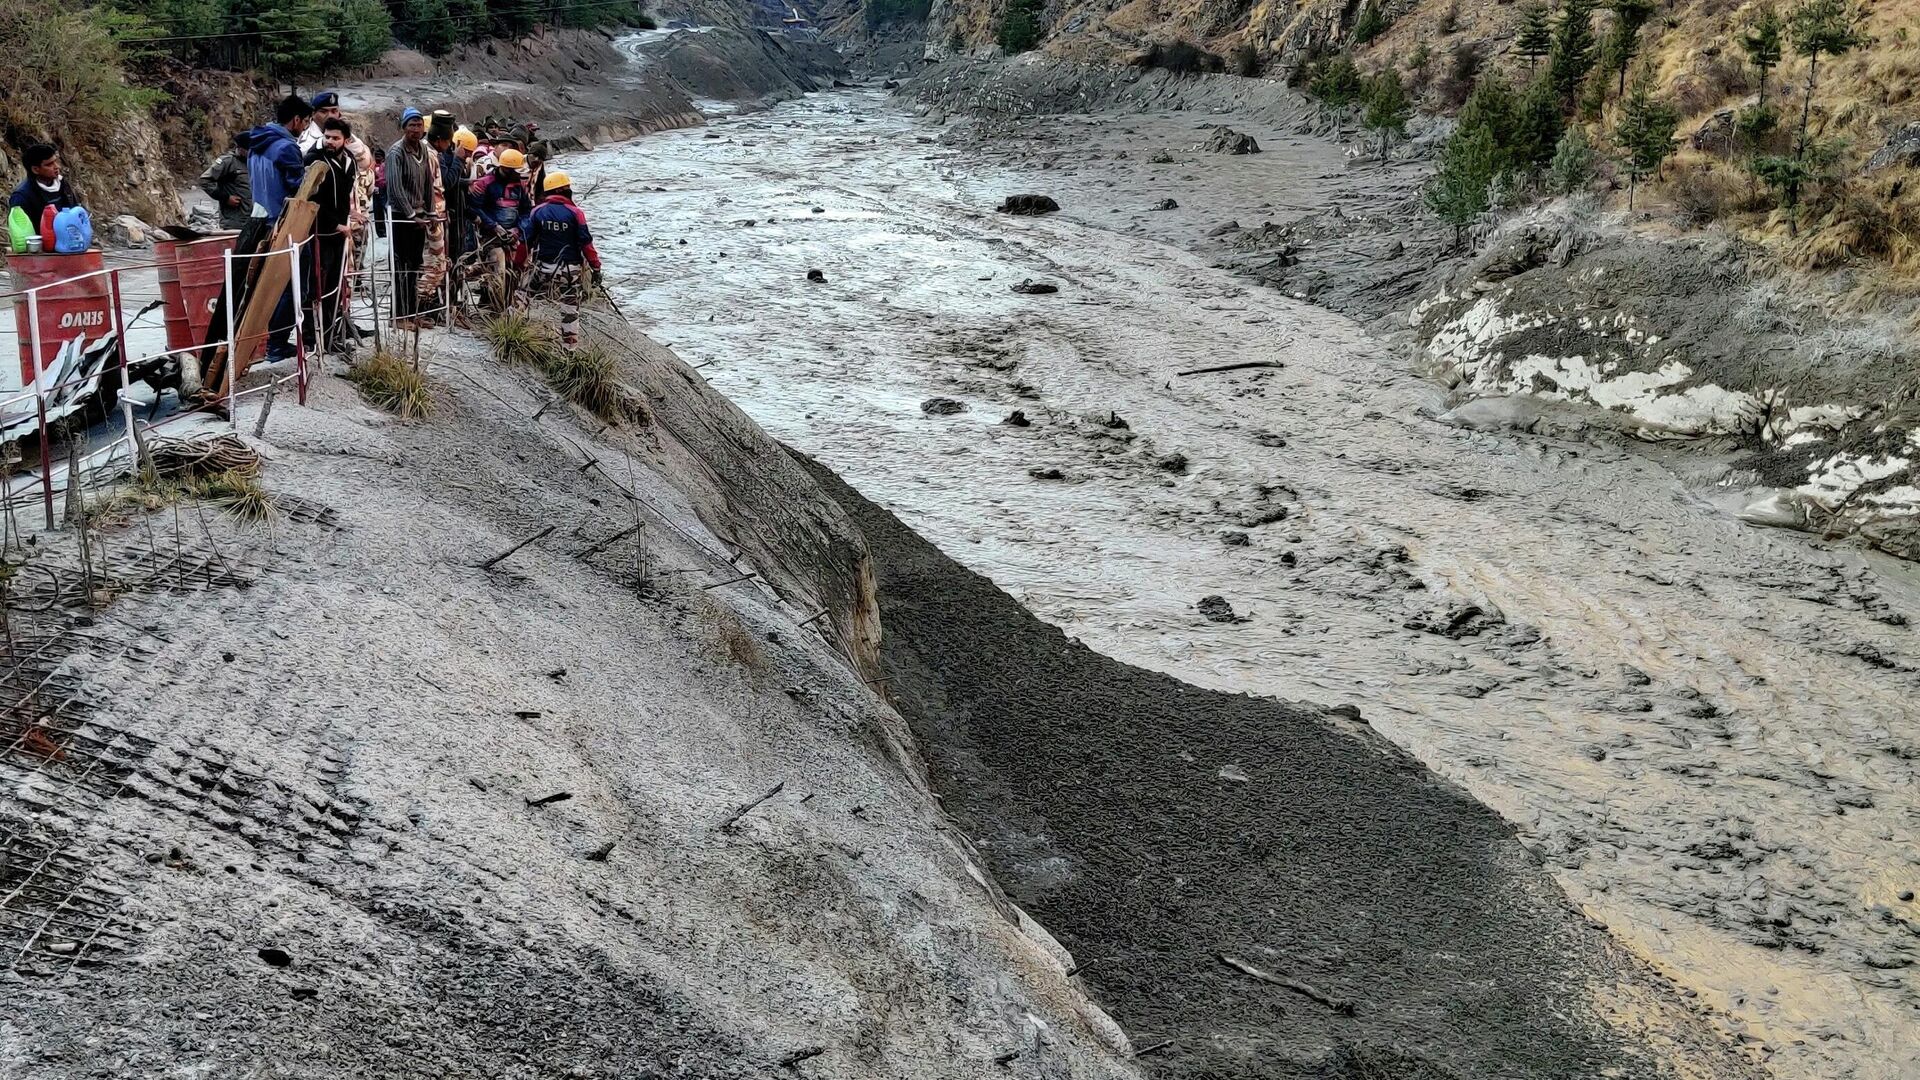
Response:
[496,148,526,169]
[543,170,571,193]
[453,127,477,151]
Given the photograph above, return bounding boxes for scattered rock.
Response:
[881,79,900,89]
[1148,198,1179,211]
[921,397,968,416]
[1217,764,1251,782]
[1197,595,1245,623]
[1147,149,1175,164]
[806,268,826,283]
[811,206,825,214]
[258,947,293,968]
[1219,530,1250,546]
[1202,127,1261,155]
[1027,466,1065,480]
[1002,410,1031,427]
[1101,411,1129,430]
[1011,279,1059,295]
[996,194,1060,216]
[290,987,319,1001]
[1152,452,1189,473]
[1866,121,1920,172]
[109,214,157,248]
[1208,221,1242,236]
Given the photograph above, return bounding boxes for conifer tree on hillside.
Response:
[1456,72,1517,167]
[1741,3,1784,100]
[1514,73,1565,170]
[1787,0,1865,152]
[1353,0,1390,44]
[1362,68,1413,157]
[1426,123,1499,247]
[1548,126,1597,192]
[1547,0,1598,101]
[1516,4,1554,71]
[1614,70,1678,209]
[1755,0,1866,234]
[1602,0,1657,95]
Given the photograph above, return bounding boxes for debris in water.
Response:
[526,791,574,808]
[1028,466,1065,480]
[921,397,968,416]
[1149,198,1179,211]
[721,780,788,833]
[1002,410,1032,427]
[806,268,826,283]
[587,840,617,862]
[1197,595,1246,623]
[779,1046,826,1068]
[1012,279,1059,295]
[996,194,1060,215]
[257,947,293,968]
[1218,764,1251,783]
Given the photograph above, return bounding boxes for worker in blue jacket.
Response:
[241,95,314,363]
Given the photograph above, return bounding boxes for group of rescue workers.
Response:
[187,91,604,357]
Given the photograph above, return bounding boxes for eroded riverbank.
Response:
[582,90,1919,1080]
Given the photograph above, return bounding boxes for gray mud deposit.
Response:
[807,454,1748,1080]
[581,91,1920,1080]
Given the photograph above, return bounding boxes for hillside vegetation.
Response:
[942,0,1919,285]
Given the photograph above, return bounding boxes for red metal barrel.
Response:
[155,238,188,352]
[173,234,238,353]
[7,250,110,387]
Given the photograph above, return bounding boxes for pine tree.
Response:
[1515,3,1553,71]
[1426,123,1499,247]
[1546,0,1597,101]
[1601,0,1655,95]
[1352,0,1389,44]
[1548,126,1597,192]
[1741,3,1784,101]
[1514,73,1564,170]
[1456,72,1517,167]
[997,0,1044,53]
[255,0,336,77]
[1308,52,1365,107]
[1614,70,1678,209]
[338,0,391,64]
[1778,0,1865,234]
[1362,68,1412,157]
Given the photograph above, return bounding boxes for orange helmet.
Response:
[497,148,526,169]
[543,171,572,193]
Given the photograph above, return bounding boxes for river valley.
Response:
[577,88,1919,1080]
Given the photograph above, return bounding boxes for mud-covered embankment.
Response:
[802,453,1757,1080]
[0,312,1135,1079]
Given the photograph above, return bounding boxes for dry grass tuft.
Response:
[545,346,627,422]
[195,470,279,526]
[483,312,559,367]
[346,350,435,418]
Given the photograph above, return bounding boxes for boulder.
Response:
[1866,122,1920,172]
[109,214,158,248]
[1202,127,1261,155]
[1197,595,1246,623]
[1002,410,1032,427]
[921,397,967,416]
[1148,198,1179,211]
[996,194,1060,215]
[1011,279,1059,295]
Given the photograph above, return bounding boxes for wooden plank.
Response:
[201,163,327,403]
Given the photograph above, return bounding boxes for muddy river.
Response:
[578,90,1918,1080]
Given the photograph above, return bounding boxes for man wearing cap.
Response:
[197,133,251,231]
[385,107,437,327]
[523,171,601,350]
[301,91,375,331]
[430,122,475,308]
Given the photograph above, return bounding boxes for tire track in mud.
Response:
[581,92,1920,1080]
